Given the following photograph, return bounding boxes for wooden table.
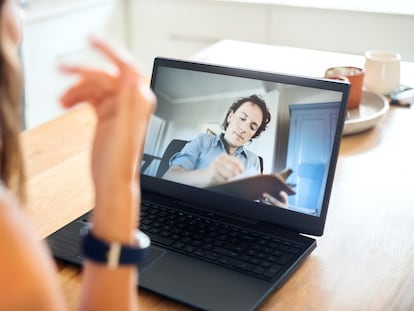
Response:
[23,40,414,310]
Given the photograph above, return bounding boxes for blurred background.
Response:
[20,0,413,129]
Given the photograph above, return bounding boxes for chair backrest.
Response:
[258,156,263,174]
[156,139,188,178]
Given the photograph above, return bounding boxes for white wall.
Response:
[128,0,414,75]
[128,0,269,75]
[21,0,413,128]
[22,0,126,129]
[269,5,414,60]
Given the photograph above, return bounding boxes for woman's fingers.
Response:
[60,83,103,108]
[59,36,155,122]
[59,65,115,87]
[59,67,115,108]
[89,36,138,78]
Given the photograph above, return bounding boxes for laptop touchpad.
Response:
[139,246,167,273]
[139,250,269,311]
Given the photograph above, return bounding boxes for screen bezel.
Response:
[142,57,349,236]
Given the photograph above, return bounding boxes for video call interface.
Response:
[142,65,344,217]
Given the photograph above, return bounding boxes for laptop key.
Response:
[190,240,202,247]
[288,246,301,254]
[172,242,185,250]
[182,245,196,253]
[218,257,231,266]
[231,260,255,272]
[263,264,282,279]
[206,253,219,261]
[194,249,206,257]
[253,266,265,275]
[146,232,174,246]
[213,246,238,258]
[276,254,292,265]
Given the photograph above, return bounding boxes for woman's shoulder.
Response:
[0,185,23,226]
[0,184,19,210]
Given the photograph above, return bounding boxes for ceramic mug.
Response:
[364,50,401,95]
[325,66,364,110]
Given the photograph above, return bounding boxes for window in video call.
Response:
[142,65,343,217]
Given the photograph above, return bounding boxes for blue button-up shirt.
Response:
[169,133,261,174]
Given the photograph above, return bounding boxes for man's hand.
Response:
[206,154,244,186]
[261,191,289,209]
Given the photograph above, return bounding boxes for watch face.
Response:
[137,230,151,249]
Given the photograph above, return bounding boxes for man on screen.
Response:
[162,95,288,208]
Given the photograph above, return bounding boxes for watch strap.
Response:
[81,228,150,268]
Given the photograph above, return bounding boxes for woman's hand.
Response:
[60,37,156,190]
[59,36,156,244]
[58,36,156,311]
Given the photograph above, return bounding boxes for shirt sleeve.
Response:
[169,134,206,171]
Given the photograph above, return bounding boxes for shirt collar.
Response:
[216,133,248,158]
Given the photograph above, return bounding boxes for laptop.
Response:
[47,57,349,311]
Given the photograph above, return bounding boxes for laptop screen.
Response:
[142,57,348,236]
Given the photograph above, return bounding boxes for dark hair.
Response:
[221,95,271,139]
[0,0,26,201]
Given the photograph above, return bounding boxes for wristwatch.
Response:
[81,227,151,269]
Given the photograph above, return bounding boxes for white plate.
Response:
[343,91,389,135]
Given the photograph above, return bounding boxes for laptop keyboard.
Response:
[140,201,305,281]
